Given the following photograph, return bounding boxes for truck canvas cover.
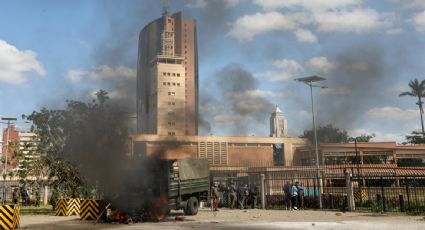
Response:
[177,158,209,180]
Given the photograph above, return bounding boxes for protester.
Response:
[283,181,292,210]
[290,183,298,210]
[295,182,304,210]
[12,188,19,204]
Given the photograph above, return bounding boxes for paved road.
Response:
[20,208,425,229]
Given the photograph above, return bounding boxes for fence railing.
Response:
[210,162,425,213]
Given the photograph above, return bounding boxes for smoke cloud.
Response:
[200,64,275,135]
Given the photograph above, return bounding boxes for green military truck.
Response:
[166,158,210,215]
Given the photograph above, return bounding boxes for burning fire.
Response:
[144,195,168,222]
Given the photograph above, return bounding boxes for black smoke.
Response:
[200,64,275,135]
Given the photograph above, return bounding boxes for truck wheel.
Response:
[184,197,199,215]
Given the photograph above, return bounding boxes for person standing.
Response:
[12,188,19,205]
[228,181,237,209]
[283,181,292,210]
[237,183,246,209]
[295,182,304,210]
[211,182,220,211]
[250,184,258,209]
[290,183,298,210]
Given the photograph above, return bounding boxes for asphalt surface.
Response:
[20,208,425,229]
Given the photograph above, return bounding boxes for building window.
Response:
[172,83,176,86]
[163,72,166,76]
[177,83,180,86]
[162,82,166,86]
[167,82,171,86]
[167,72,170,76]
[173,73,176,76]
[177,73,180,77]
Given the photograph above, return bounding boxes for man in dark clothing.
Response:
[237,183,246,209]
[295,182,305,210]
[283,181,292,210]
[228,182,237,209]
[12,188,19,204]
[249,185,258,208]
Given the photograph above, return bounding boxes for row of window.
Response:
[168,132,176,136]
[162,72,181,77]
[168,102,175,106]
[168,92,176,96]
[168,121,176,126]
[162,82,181,86]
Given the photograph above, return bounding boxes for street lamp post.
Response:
[295,75,326,209]
[1,117,17,204]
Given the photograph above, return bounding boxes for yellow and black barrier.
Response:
[354,190,368,202]
[0,205,20,230]
[55,198,80,216]
[79,200,103,221]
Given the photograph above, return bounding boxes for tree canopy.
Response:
[23,90,129,198]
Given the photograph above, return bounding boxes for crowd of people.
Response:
[211,181,259,211]
[283,181,304,210]
[211,180,304,211]
[12,187,40,206]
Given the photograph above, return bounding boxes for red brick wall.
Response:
[228,146,274,166]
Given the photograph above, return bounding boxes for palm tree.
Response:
[399,79,425,135]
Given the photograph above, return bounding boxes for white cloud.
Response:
[66,69,87,82]
[89,65,135,81]
[228,12,295,41]
[0,40,46,84]
[255,59,303,81]
[412,10,425,32]
[349,128,402,142]
[224,0,239,7]
[298,110,311,117]
[305,56,335,73]
[367,106,418,120]
[252,0,361,11]
[185,0,207,8]
[314,8,382,32]
[321,86,351,95]
[294,29,317,43]
[66,65,135,82]
[254,71,293,81]
[273,59,303,71]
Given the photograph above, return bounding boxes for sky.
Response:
[1,0,425,143]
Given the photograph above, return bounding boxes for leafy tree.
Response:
[399,79,425,135]
[404,131,425,144]
[23,89,126,198]
[301,124,349,144]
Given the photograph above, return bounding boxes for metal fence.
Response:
[209,162,425,213]
[0,180,49,206]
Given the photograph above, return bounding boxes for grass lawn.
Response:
[20,205,55,215]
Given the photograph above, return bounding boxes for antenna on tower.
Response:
[162,0,169,16]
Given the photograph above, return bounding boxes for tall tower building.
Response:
[270,106,288,137]
[136,8,198,136]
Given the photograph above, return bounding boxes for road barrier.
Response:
[55,198,80,216]
[0,205,20,230]
[79,200,103,220]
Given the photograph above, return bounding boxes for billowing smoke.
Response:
[200,64,275,135]
[314,39,399,130]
